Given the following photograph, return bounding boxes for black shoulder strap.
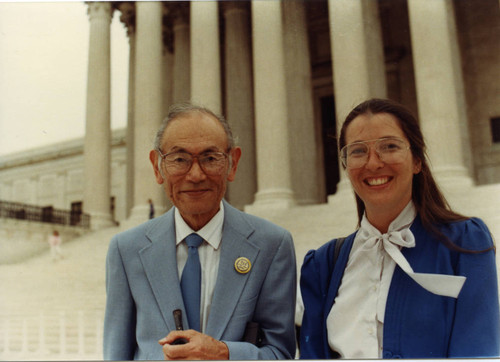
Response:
[333,237,346,264]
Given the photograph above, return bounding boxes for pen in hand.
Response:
[171,309,188,345]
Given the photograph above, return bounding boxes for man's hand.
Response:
[158,329,229,360]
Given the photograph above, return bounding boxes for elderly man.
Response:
[103,104,297,360]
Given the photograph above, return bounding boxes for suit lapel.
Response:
[206,202,260,339]
[139,210,186,332]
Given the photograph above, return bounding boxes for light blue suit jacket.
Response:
[104,200,297,360]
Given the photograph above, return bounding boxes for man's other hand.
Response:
[159,330,230,360]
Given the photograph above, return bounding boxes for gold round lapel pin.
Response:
[234,257,251,274]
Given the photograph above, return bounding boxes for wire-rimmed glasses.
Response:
[157,149,229,176]
[340,137,410,169]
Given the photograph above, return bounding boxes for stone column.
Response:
[407,0,473,188]
[190,1,221,113]
[128,1,164,225]
[83,2,114,229]
[328,0,387,199]
[222,2,256,209]
[283,0,321,205]
[247,1,295,210]
[172,3,190,103]
[118,2,136,218]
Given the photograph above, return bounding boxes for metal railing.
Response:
[0,200,90,229]
[0,310,104,360]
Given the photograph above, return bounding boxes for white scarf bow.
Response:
[360,225,466,298]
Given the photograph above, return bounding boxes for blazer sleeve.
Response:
[448,218,500,357]
[299,240,336,359]
[103,236,137,360]
[224,229,297,360]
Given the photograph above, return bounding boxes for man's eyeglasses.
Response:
[340,137,410,169]
[157,149,229,176]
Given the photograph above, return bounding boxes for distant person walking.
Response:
[148,199,155,219]
[48,230,63,261]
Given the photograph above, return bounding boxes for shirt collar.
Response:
[360,200,417,237]
[174,201,224,250]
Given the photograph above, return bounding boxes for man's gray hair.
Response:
[154,103,235,152]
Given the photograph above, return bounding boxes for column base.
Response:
[327,178,355,205]
[121,203,169,231]
[244,188,296,214]
[122,204,151,229]
[327,185,357,219]
[434,166,474,190]
[89,212,115,231]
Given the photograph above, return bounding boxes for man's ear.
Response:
[227,147,242,182]
[150,150,164,184]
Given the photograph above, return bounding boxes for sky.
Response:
[0,1,129,156]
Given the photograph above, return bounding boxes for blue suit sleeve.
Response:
[300,240,337,359]
[103,236,137,360]
[448,218,500,357]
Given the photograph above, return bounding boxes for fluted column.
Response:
[83,2,114,230]
[118,2,136,218]
[190,1,221,113]
[248,1,295,210]
[222,2,256,209]
[128,1,164,224]
[328,0,387,199]
[408,0,473,188]
[172,4,190,103]
[283,0,321,205]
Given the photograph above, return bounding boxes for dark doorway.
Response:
[70,201,82,226]
[42,206,53,223]
[320,96,340,196]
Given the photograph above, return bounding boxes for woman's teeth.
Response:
[366,177,389,186]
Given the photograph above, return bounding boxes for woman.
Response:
[300,99,499,358]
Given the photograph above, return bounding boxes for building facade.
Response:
[0,129,127,222]
[1,0,500,238]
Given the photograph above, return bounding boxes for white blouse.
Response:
[326,201,465,358]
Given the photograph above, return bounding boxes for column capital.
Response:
[86,1,113,22]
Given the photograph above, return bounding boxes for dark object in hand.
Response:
[171,309,189,345]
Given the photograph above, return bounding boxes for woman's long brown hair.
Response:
[339,98,493,253]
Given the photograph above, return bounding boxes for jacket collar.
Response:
[138,200,260,338]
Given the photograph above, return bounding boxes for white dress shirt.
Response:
[175,201,224,333]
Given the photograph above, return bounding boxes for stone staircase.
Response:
[0,226,117,360]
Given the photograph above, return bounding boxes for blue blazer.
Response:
[104,200,297,360]
[300,216,500,359]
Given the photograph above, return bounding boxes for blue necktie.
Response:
[180,233,203,331]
